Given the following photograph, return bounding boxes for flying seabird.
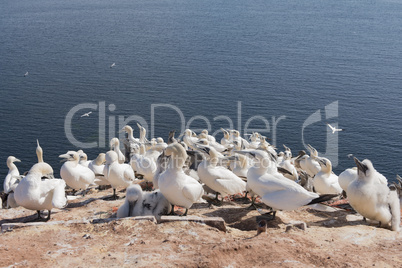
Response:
[327,123,345,134]
[81,111,92,117]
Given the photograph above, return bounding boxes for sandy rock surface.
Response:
[1,187,401,267]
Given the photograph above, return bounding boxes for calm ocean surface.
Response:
[1,0,402,185]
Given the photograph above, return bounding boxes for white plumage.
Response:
[14,162,67,221]
[158,143,203,215]
[347,158,400,231]
[88,153,109,186]
[313,157,342,195]
[239,150,321,211]
[117,184,171,219]
[103,150,137,198]
[59,151,95,191]
[197,146,246,199]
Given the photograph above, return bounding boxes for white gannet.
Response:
[81,111,92,117]
[59,151,95,193]
[137,123,148,143]
[14,162,67,221]
[181,129,199,150]
[200,129,216,143]
[220,128,231,147]
[236,150,336,218]
[88,153,109,187]
[156,137,168,150]
[110,62,116,68]
[197,136,226,153]
[130,143,157,182]
[158,143,203,215]
[197,146,246,203]
[77,150,90,168]
[313,157,342,195]
[297,144,321,177]
[24,71,29,77]
[278,146,298,181]
[347,158,400,231]
[103,150,137,199]
[326,123,345,134]
[248,132,261,149]
[4,156,21,194]
[36,140,54,178]
[117,184,171,220]
[110,137,126,164]
[3,156,22,208]
[230,130,250,149]
[231,153,249,179]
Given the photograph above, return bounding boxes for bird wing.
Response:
[123,165,135,182]
[182,180,202,203]
[260,180,318,210]
[213,168,246,195]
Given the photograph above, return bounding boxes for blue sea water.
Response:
[1,0,402,186]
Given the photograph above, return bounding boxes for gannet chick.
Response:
[14,162,67,221]
[59,151,95,193]
[117,184,171,220]
[339,163,387,197]
[338,167,357,197]
[158,143,203,216]
[104,150,137,199]
[110,137,126,164]
[347,158,400,231]
[313,157,342,195]
[197,146,246,203]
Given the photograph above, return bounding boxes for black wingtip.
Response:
[307,194,339,205]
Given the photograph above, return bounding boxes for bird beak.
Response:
[199,146,210,155]
[235,150,256,159]
[225,155,238,161]
[119,128,125,133]
[317,158,326,167]
[59,153,71,162]
[267,152,277,162]
[14,158,21,163]
[354,157,368,175]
